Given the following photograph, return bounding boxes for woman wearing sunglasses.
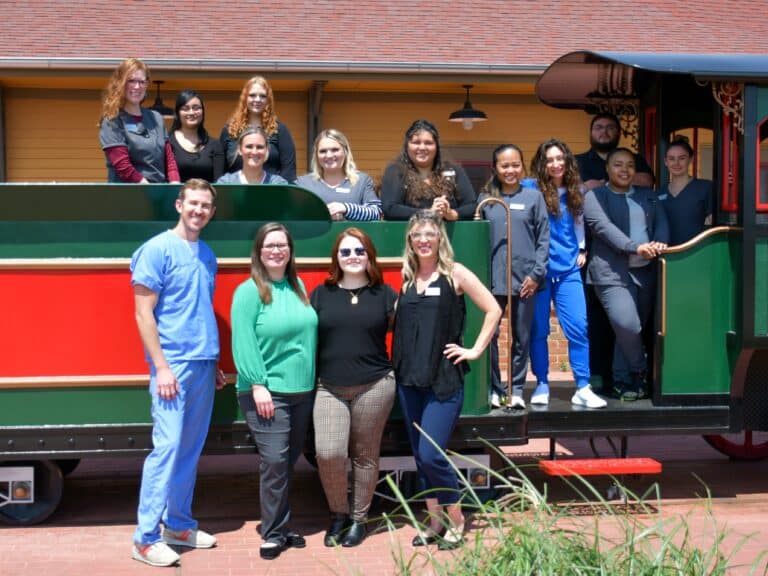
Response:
[99,58,180,183]
[310,228,397,547]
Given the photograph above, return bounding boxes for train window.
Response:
[670,127,714,180]
[443,145,493,194]
[753,119,768,336]
[720,113,740,215]
[758,120,768,212]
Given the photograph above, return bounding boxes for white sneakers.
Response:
[530,383,550,405]
[132,542,181,567]
[133,529,217,567]
[493,385,607,409]
[509,395,526,409]
[163,528,217,548]
[571,385,608,408]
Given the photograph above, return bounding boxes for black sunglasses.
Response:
[339,247,366,257]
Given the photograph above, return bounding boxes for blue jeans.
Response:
[134,359,216,545]
[530,268,590,388]
[397,385,463,505]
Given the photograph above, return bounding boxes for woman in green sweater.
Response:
[231,222,318,560]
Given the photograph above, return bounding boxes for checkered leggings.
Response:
[313,372,396,521]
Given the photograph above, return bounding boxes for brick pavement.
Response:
[2,434,768,575]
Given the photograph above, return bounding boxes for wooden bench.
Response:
[539,457,662,477]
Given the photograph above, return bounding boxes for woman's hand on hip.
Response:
[252,384,275,419]
[444,343,480,364]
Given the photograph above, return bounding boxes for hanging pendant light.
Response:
[448,84,487,131]
[150,80,174,118]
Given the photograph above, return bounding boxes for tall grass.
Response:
[377,431,768,576]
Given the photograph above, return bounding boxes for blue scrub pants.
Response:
[397,385,463,505]
[530,268,590,388]
[134,359,216,545]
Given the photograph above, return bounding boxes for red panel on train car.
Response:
[2,265,402,379]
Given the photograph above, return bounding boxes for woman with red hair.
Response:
[220,76,296,182]
[310,228,397,547]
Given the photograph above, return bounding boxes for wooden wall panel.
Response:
[3,89,308,182]
[4,87,603,184]
[318,94,591,180]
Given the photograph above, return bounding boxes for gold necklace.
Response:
[349,286,364,305]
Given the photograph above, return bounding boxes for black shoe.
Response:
[412,527,444,547]
[631,371,648,399]
[285,531,306,549]
[437,524,465,550]
[259,541,285,560]
[612,381,637,401]
[340,521,367,547]
[324,515,350,547]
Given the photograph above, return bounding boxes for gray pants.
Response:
[593,268,655,383]
[238,390,314,544]
[313,372,396,521]
[490,294,536,396]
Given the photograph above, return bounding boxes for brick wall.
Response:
[497,302,568,374]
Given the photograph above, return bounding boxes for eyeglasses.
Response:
[262,243,289,252]
[339,247,366,257]
[126,79,148,87]
[180,105,203,113]
[409,231,438,240]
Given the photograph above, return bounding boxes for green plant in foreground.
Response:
[376,430,768,576]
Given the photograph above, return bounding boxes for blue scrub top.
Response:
[131,230,220,361]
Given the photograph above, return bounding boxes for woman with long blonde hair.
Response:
[220,76,296,182]
[297,129,381,220]
[99,58,179,183]
[392,210,500,550]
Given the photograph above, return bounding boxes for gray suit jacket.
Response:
[584,185,669,286]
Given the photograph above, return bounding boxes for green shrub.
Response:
[377,431,767,576]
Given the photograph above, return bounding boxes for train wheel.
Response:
[703,431,768,461]
[55,459,81,477]
[0,460,63,525]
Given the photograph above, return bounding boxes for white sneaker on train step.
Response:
[509,395,526,409]
[132,541,181,566]
[530,383,550,405]
[163,528,217,548]
[571,385,607,408]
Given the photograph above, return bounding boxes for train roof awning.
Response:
[536,50,768,109]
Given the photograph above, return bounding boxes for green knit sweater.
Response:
[231,277,318,394]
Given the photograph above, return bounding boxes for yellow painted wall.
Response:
[320,94,591,180]
[3,88,308,182]
[4,87,597,183]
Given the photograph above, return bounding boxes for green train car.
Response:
[1,51,768,525]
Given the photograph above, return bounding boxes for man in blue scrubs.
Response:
[130,178,225,567]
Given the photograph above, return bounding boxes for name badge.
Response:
[658,194,668,200]
[336,187,351,194]
[509,203,525,211]
[424,286,441,297]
